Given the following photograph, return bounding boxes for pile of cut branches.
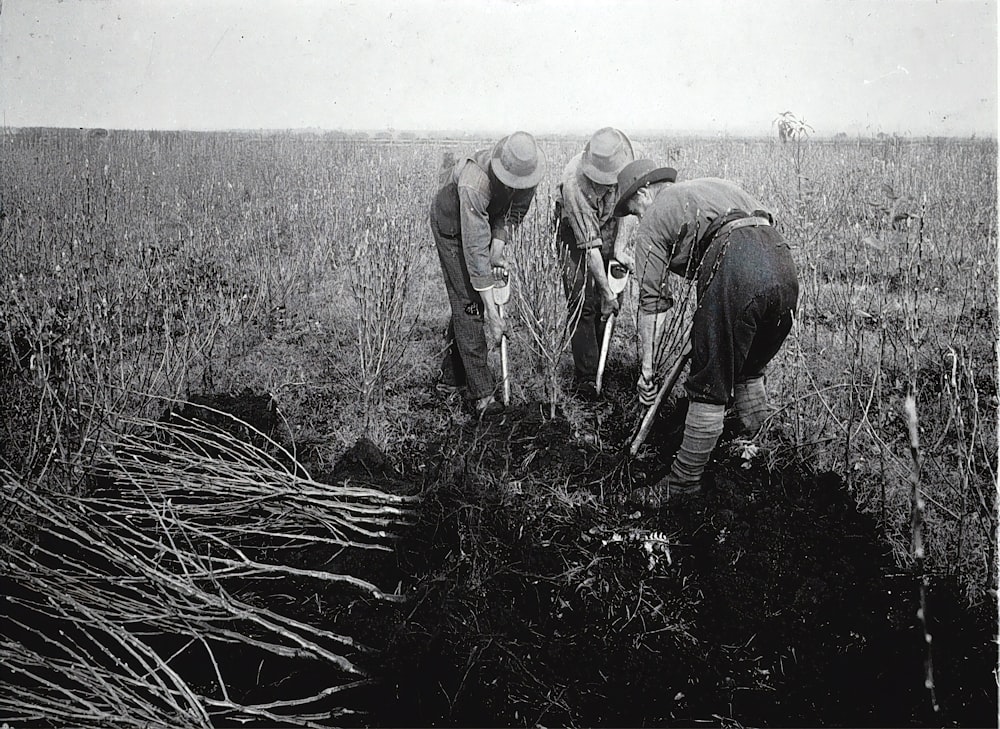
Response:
[0,405,416,727]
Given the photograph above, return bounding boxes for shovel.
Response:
[493,274,511,406]
[629,338,692,457]
[595,260,631,395]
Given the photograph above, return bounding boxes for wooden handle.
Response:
[498,304,510,405]
[500,335,510,405]
[630,342,692,457]
[595,313,615,395]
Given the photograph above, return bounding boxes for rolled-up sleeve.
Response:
[458,174,495,291]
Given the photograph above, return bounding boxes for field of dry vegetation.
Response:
[0,128,996,727]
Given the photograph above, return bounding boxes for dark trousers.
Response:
[686,226,799,405]
[560,226,616,382]
[430,212,495,400]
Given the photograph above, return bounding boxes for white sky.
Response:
[0,0,996,136]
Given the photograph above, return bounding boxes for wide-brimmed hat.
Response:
[614,159,677,216]
[491,132,545,189]
[580,127,635,185]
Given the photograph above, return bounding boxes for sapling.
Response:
[510,194,582,419]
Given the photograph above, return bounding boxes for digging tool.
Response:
[629,338,692,457]
[596,260,631,395]
[493,274,511,406]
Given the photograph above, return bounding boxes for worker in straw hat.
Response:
[554,127,636,400]
[613,159,800,506]
[429,131,546,418]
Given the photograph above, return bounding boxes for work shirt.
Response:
[554,152,620,252]
[431,148,536,291]
[634,177,768,312]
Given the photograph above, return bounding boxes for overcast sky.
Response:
[0,0,995,136]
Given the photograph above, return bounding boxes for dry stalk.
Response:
[903,395,939,715]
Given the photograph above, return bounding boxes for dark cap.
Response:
[614,159,677,216]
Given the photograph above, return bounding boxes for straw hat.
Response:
[580,127,635,185]
[491,131,545,189]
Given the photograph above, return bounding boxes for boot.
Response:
[734,376,770,434]
[662,401,725,494]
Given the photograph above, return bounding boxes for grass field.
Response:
[0,128,996,726]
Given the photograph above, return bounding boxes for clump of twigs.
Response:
[0,403,417,727]
[510,193,582,418]
[342,210,423,444]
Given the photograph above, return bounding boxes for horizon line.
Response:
[1,125,994,140]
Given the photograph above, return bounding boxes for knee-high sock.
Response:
[734,376,769,434]
[669,401,725,484]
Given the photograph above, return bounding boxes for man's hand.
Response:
[489,238,508,279]
[480,285,510,348]
[613,251,635,275]
[637,374,657,407]
[600,293,620,321]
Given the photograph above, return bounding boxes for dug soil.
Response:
[304,389,997,728]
